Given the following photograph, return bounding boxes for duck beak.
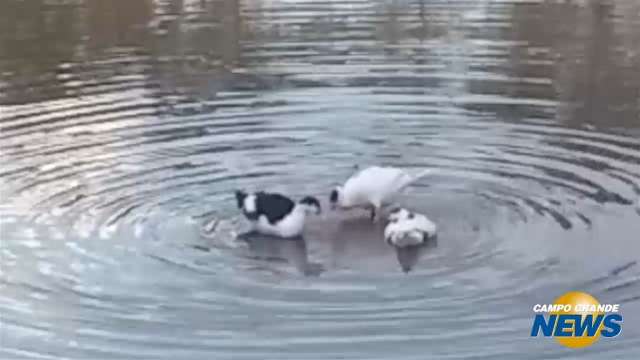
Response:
[385,236,393,246]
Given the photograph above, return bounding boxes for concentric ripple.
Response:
[1,0,640,359]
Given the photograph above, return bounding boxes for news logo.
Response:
[530,291,622,348]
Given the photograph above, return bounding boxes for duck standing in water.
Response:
[329,166,432,222]
[384,208,437,248]
[235,190,321,238]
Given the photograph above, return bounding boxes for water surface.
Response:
[1,0,640,359]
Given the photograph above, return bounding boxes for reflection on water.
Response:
[236,231,324,276]
[1,0,640,359]
[508,1,640,128]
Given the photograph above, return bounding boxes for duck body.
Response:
[384,208,437,248]
[330,166,431,221]
[235,191,321,238]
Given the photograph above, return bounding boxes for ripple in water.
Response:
[1,0,640,359]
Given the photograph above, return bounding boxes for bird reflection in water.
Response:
[308,211,438,274]
[235,231,324,277]
[394,235,438,273]
[201,213,438,275]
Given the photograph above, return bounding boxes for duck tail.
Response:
[413,169,433,181]
[399,168,434,190]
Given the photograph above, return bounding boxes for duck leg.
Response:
[370,201,381,223]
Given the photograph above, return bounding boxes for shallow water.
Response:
[1,0,640,358]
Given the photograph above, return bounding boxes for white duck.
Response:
[329,166,432,222]
[384,208,437,248]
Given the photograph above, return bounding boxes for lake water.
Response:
[1,0,640,359]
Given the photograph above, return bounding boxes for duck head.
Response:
[235,190,260,221]
[329,186,343,210]
[298,196,322,215]
[235,190,248,209]
[388,207,414,222]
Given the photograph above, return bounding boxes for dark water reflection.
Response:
[1,0,640,359]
